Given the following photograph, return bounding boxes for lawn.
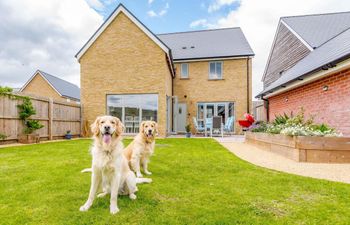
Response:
[1,139,350,225]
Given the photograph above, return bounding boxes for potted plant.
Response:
[17,98,44,144]
[65,130,72,140]
[185,124,191,138]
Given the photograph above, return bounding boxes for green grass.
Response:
[1,139,350,224]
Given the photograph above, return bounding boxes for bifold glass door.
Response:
[107,94,158,133]
[197,102,234,130]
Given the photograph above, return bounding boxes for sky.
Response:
[1,0,350,98]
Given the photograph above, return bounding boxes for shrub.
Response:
[250,109,341,137]
[0,133,6,140]
[17,98,44,134]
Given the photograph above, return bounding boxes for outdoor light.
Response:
[323,85,329,91]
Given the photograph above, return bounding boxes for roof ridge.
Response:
[38,70,79,88]
[281,10,350,19]
[157,27,241,36]
[315,26,350,49]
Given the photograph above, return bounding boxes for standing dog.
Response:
[124,121,157,178]
[79,116,151,214]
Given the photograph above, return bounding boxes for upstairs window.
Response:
[180,63,189,78]
[209,61,223,80]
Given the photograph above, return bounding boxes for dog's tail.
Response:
[81,168,92,173]
[136,178,152,184]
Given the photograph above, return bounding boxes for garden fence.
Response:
[0,94,82,144]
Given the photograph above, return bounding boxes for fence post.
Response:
[80,103,83,137]
[48,98,53,140]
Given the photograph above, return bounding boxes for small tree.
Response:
[17,98,44,134]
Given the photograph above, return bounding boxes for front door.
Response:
[177,103,187,132]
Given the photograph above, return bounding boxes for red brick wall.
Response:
[268,68,350,136]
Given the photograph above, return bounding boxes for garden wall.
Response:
[246,132,350,163]
[0,94,82,144]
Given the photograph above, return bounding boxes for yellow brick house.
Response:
[76,4,254,136]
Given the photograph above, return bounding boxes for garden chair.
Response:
[192,117,205,135]
[205,117,213,137]
[223,116,234,136]
[211,116,223,137]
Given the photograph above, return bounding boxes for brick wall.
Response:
[174,58,252,134]
[21,72,69,102]
[80,12,172,137]
[268,68,350,136]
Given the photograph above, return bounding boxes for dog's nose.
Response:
[148,129,152,134]
[105,126,111,131]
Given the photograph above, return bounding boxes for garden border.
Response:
[245,132,350,163]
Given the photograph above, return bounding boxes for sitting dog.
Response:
[79,116,151,214]
[124,121,157,178]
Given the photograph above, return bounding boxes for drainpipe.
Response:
[246,58,250,113]
[262,95,269,122]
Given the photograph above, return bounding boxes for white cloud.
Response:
[147,10,158,17]
[0,0,103,88]
[147,2,169,17]
[190,19,216,29]
[85,0,104,10]
[204,0,350,98]
[208,0,239,13]
[148,0,154,4]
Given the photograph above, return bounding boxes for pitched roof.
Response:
[258,11,350,97]
[75,3,170,61]
[282,11,350,49]
[21,70,80,101]
[157,28,254,60]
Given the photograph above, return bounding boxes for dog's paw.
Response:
[129,193,137,200]
[110,205,120,214]
[79,204,90,212]
[144,171,152,175]
[136,172,143,178]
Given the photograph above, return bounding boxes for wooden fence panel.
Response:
[0,94,81,144]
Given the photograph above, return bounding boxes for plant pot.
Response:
[186,132,191,138]
[18,134,40,144]
[65,134,72,140]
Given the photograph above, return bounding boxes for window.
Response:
[209,61,223,79]
[180,63,189,78]
[107,94,158,133]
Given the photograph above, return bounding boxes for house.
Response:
[257,12,350,136]
[76,4,254,136]
[20,70,80,103]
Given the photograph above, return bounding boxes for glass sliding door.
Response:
[197,102,235,131]
[107,94,158,134]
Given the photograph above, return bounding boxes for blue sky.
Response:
[1,0,350,98]
[89,0,240,33]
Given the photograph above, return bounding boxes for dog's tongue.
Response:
[103,134,111,144]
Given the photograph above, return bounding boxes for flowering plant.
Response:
[250,109,341,137]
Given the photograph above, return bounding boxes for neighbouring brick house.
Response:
[20,70,80,103]
[257,12,350,136]
[76,4,254,136]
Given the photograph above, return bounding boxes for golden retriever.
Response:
[124,121,158,178]
[79,116,151,214]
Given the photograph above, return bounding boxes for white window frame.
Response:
[197,102,235,132]
[208,61,223,80]
[180,63,189,78]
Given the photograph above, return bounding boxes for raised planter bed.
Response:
[245,132,350,163]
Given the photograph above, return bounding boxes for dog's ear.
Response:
[140,121,146,133]
[153,121,159,136]
[91,117,101,137]
[114,117,124,136]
